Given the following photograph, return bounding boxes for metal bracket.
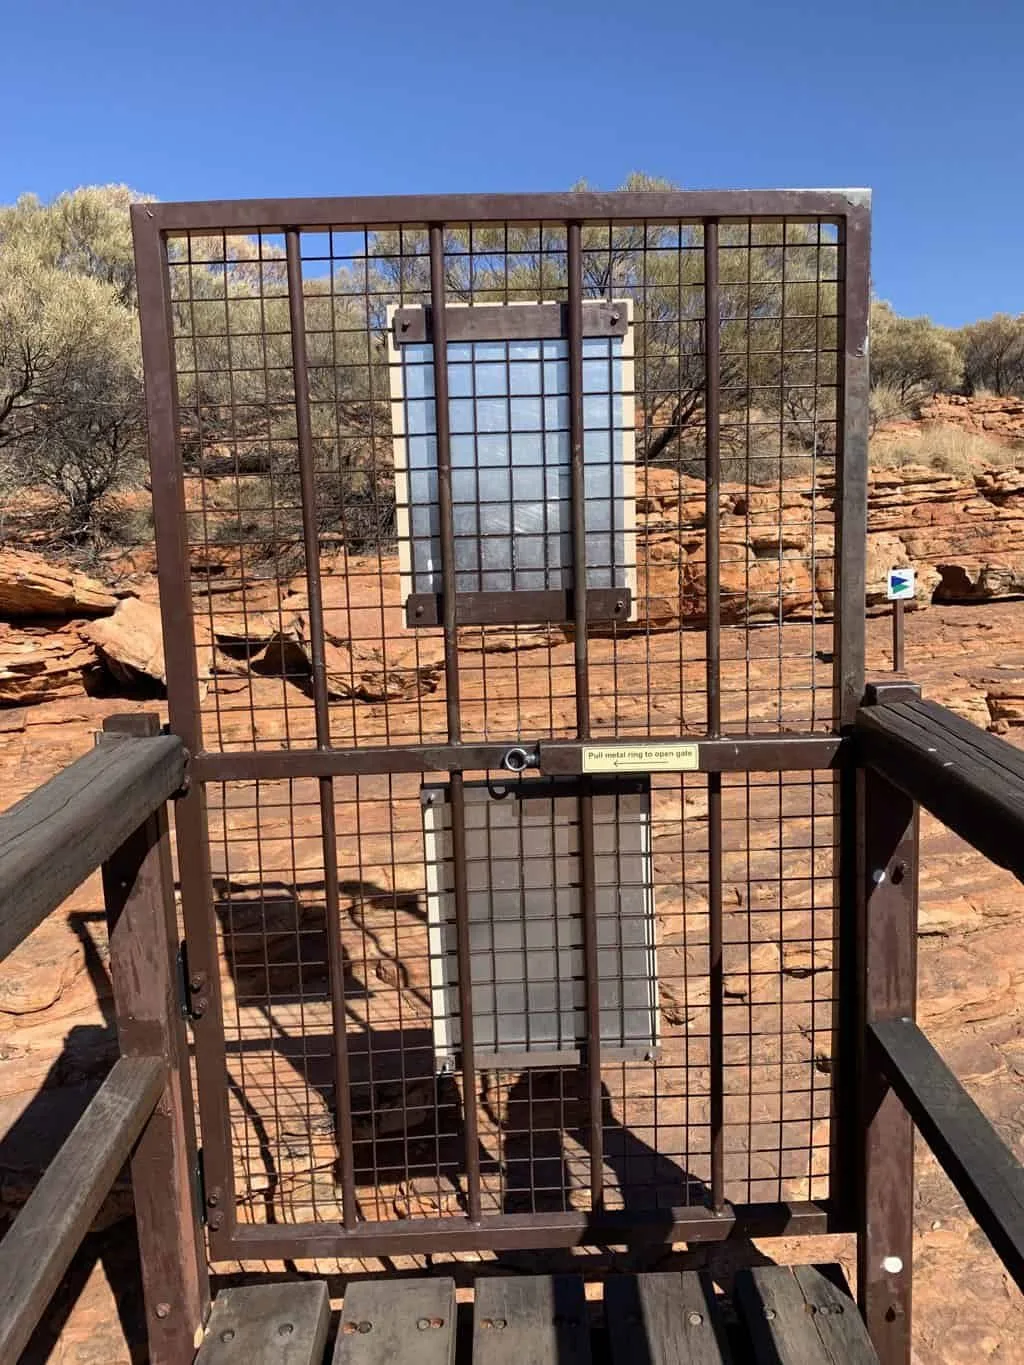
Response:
[194,1148,208,1226]
[392,299,629,346]
[862,681,922,707]
[406,587,631,629]
[177,940,208,1021]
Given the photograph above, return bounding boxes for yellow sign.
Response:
[582,742,700,773]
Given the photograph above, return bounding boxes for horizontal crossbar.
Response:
[870,1017,1024,1293]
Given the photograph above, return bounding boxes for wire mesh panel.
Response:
[133,190,869,1258]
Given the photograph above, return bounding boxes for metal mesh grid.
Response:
[166,216,840,754]
[137,194,861,1254]
[207,768,833,1225]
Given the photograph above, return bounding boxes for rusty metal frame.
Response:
[132,188,871,1262]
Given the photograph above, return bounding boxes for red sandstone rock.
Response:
[0,549,117,618]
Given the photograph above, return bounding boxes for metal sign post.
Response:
[887,567,916,672]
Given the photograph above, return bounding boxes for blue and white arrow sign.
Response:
[886,567,916,601]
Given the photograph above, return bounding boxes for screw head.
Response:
[278,1322,294,1337]
[155,1303,171,1319]
[764,1308,776,1321]
[418,1318,431,1331]
[220,1329,235,1343]
[687,1311,703,1326]
[208,1211,224,1230]
[358,1321,373,1334]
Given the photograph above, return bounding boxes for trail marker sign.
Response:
[887,567,916,601]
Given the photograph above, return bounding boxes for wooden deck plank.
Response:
[195,1281,330,1365]
[605,1272,729,1364]
[333,1278,456,1365]
[735,1265,877,1364]
[735,1266,828,1363]
[792,1267,878,1362]
[472,1275,591,1365]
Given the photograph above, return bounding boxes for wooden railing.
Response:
[855,682,1024,1365]
[0,715,208,1364]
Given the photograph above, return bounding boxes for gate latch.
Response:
[501,746,538,773]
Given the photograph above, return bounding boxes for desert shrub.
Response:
[870,300,962,404]
[954,314,1024,396]
[869,381,913,434]
[0,189,148,543]
[871,424,1021,476]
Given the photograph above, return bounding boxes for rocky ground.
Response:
[4,428,1024,1362]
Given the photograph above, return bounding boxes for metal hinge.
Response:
[177,941,208,1021]
[195,1148,207,1226]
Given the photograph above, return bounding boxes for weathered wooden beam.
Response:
[102,713,210,1362]
[0,731,186,961]
[855,696,1024,882]
[858,769,918,1364]
[870,1016,1024,1294]
[0,1054,165,1363]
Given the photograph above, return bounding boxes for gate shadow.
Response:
[211,875,773,1279]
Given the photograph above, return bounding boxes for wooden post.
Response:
[858,762,919,1364]
[892,600,905,673]
[102,714,209,1362]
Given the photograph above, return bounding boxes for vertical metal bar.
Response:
[704,220,725,1211]
[568,221,605,1209]
[859,764,918,1364]
[833,200,871,728]
[429,223,482,1222]
[285,229,357,1227]
[102,712,210,1362]
[704,220,722,741]
[831,200,873,1233]
[130,208,235,1250]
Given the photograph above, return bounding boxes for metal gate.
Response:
[132,190,870,1261]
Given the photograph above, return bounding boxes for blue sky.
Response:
[2,0,1021,326]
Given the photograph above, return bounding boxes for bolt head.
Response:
[358,1321,373,1334]
[687,1311,703,1326]
[278,1322,294,1337]
[155,1303,171,1319]
[220,1329,235,1343]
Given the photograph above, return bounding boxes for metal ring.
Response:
[502,746,533,773]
